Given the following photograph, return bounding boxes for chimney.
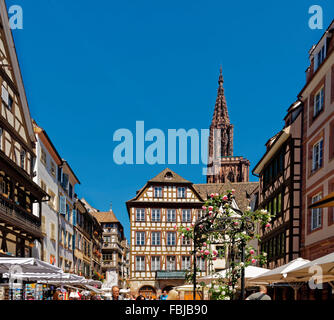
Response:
[109,202,112,212]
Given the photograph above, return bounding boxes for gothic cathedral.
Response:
[207,68,250,183]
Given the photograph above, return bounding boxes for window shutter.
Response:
[72,209,77,226]
[1,86,8,105]
[59,196,66,215]
[51,223,55,240]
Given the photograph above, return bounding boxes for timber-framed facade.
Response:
[253,101,303,268]
[126,168,206,296]
[126,168,258,296]
[0,2,47,258]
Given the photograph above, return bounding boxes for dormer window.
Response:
[314,42,327,72]
[317,45,326,67]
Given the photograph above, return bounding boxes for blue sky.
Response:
[6,0,334,239]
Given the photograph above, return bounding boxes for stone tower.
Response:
[207,68,250,183]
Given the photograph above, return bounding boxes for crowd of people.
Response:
[110,286,180,301]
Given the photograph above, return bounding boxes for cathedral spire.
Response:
[218,65,224,94]
[212,67,231,129]
[207,67,250,183]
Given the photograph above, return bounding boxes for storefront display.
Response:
[9,283,23,300]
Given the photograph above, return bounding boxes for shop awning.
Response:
[249,258,310,284]
[84,284,103,293]
[285,252,334,283]
[199,266,269,285]
[156,271,186,279]
[309,192,334,209]
[0,258,62,274]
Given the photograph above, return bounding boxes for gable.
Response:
[136,184,203,203]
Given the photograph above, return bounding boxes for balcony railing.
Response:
[0,194,41,235]
[103,228,119,235]
[102,261,117,268]
[103,242,123,251]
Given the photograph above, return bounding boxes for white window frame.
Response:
[177,187,186,198]
[182,237,191,246]
[151,256,160,271]
[197,209,206,220]
[182,256,191,270]
[314,87,324,117]
[154,187,163,198]
[167,209,176,222]
[136,208,145,222]
[196,257,206,271]
[311,193,322,231]
[167,232,176,246]
[312,139,323,172]
[136,256,145,271]
[136,231,145,246]
[151,232,161,246]
[151,209,161,222]
[1,85,9,107]
[182,209,191,222]
[166,256,176,271]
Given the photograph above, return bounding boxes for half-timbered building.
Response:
[126,168,258,296]
[0,2,47,258]
[252,101,303,269]
[91,206,128,289]
[74,199,103,278]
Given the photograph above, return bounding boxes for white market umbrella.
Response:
[0,258,62,274]
[249,258,310,284]
[69,291,81,299]
[84,284,103,293]
[249,258,311,300]
[119,288,130,294]
[285,252,334,284]
[38,273,86,285]
[102,292,112,297]
[200,266,269,286]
